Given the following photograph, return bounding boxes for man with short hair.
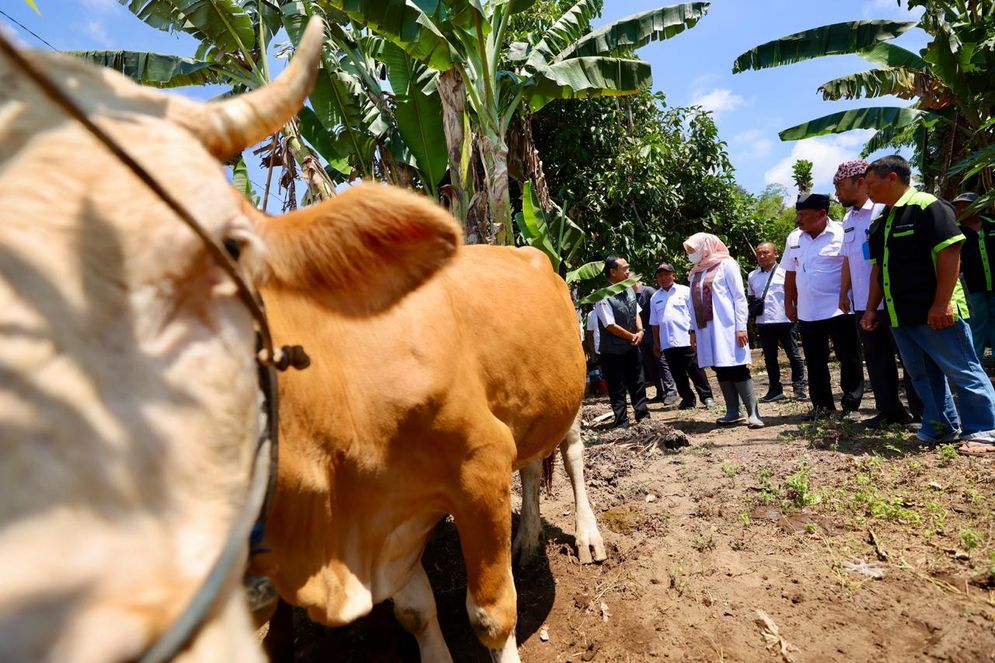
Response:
[634,280,677,404]
[649,263,716,409]
[747,241,806,402]
[863,155,995,455]
[595,255,651,429]
[835,159,920,428]
[782,193,865,420]
[953,191,995,361]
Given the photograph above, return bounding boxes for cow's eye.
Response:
[222,237,242,261]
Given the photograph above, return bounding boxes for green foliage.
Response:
[68,50,231,88]
[785,460,817,508]
[732,19,917,73]
[959,528,982,552]
[791,159,813,195]
[532,90,749,277]
[938,443,958,465]
[720,462,742,478]
[231,156,260,207]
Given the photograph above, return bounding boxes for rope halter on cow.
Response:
[0,16,326,663]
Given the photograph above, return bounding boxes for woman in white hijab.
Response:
[684,233,763,428]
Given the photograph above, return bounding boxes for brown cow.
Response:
[249,185,606,661]
[0,19,458,662]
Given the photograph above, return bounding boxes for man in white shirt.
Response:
[782,193,865,420]
[594,255,651,428]
[649,263,715,409]
[834,159,921,428]
[747,242,806,402]
[634,281,677,404]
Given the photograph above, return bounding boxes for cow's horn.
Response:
[179,17,325,160]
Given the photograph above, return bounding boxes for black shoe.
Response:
[635,412,651,424]
[647,395,665,404]
[760,390,786,403]
[803,407,835,422]
[864,411,913,430]
[612,420,630,430]
[677,400,696,410]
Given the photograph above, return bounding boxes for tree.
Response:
[731,2,994,200]
[532,90,753,279]
[791,160,814,196]
[326,0,710,243]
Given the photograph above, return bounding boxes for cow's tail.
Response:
[542,409,582,495]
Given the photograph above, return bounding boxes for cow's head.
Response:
[0,17,458,662]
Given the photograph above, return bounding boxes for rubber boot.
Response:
[716,381,745,425]
[735,379,765,429]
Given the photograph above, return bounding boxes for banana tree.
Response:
[732,5,994,197]
[324,0,710,244]
[94,0,336,199]
[515,180,635,304]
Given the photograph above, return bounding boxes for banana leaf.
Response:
[232,156,259,207]
[732,20,916,73]
[68,50,229,88]
[557,2,709,61]
[578,277,638,305]
[566,261,603,284]
[381,42,448,188]
[119,0,256,59]
[818,67,920,101]
[778,107,936,141]
[858,42,927,70]
[528,57,652,111]
[526,0,600,69]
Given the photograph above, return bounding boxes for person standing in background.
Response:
[684,233,764,429]
[953,191,995,363]
[634,280,677,404]
[595,255,652,429]
[835,159,920,428]
[747,241,807,402]
[649,263,716,410]
[782,193,865,421]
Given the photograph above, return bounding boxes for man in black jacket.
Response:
[595,256,651,428]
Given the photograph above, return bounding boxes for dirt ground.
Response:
[287,353,995,662]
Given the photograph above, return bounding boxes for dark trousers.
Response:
[600,347,650,426]
[757,322,806,393]
[799,315,865,411]
[640,340,675,397]
[855,310,924,419]
[663,346,713,403]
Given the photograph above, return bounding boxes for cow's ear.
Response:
[254,184,461,313]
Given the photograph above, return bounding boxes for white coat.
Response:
[689,258,751,368]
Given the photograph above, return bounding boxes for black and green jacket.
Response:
[959,216,995,295]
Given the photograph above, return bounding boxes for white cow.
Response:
[0,20,343,663]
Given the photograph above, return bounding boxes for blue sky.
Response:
[3,0,928,203]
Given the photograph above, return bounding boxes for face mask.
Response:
[688,250,703,265]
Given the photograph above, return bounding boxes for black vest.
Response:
[598,288,638,355]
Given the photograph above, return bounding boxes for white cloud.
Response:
[84,19,110,46]
[732,129,774,159]
[763,131,875,197]
[691,88,746,117]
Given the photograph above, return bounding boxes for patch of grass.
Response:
[804,522,818,534]
[853,488,922,524]
[960,529,982,552]
[800,416,859,450]
[938,444,958,465]
[721,462,742,478]
[755,466,781,505]
[784,460,817,509]
[738,511,751,526]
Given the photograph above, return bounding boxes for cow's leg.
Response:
[511,461,543,564]
[393,561,453,662]
[453,436,519,662]
[560,415,607,564]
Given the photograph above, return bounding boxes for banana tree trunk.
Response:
[283,119,335,200]
[438,70,472,233]
[479,133,512,245]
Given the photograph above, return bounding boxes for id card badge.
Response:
[862,241,871,260]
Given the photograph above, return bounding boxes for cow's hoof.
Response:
[511,536,544,567]
[577,535,607,565]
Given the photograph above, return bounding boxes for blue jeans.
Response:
[892,319,995,441]
[967,291,995,361]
